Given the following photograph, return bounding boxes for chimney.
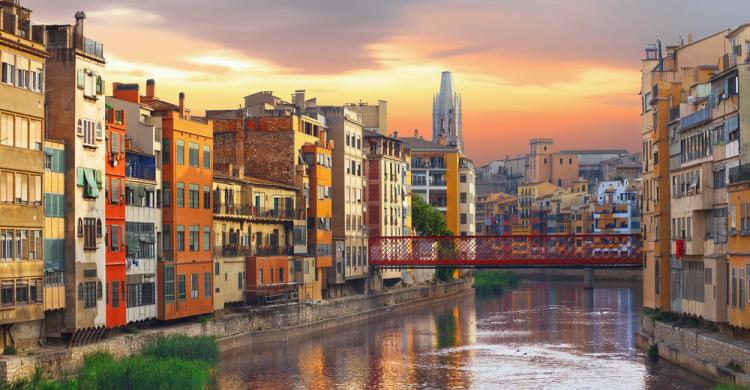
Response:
[74,11,86,48]
[292,90,306,108]
[179,92,185,118]
[414,129,419,138]
[146,79,155,98]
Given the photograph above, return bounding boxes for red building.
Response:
[105,106,127,327]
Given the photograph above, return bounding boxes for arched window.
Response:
[96,219,102,237]
[95,123,103,140]
[97,281,103,299]
[569,158,573,164]
[346,133,350,146]
[77,218,83,237]
[279,267,284,283]
[76,119,83,136]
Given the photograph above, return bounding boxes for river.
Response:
[219,280,713,389]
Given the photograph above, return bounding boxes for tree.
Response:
[412,196,452,236]
[411,196,455,281]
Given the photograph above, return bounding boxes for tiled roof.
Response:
[400,137,457,151]
[140,97,178,112]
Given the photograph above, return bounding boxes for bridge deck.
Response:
[368,234,642,269]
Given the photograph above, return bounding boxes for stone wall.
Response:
[0,278,473,384]
[640,316,750,386]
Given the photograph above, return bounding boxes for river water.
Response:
[219,280,713,389]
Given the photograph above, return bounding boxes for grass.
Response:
[715,385,749,390]
[473,271,518,295]
[2,335,218,390]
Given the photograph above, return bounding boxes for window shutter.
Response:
[95,169,103,188]
[96,76,104,95]
[76,167,85,186]
[77,69,85,89]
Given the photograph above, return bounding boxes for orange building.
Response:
[302,144,333,299]
[104,106,127,327]
[139,84,214,320]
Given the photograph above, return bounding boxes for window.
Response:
[460,214,467,224]
[176,140,184,165]
[84,218,97,250]
[163,224,172,254]
[111,224,119,251]
[188,184,199,208]
[189,225,199,251]
[176,225,185,251]
[15,280,27,305]
[177,274,186,300]
[203,186,211,209]
[203,145,210,169]
[1,53,15,85]
[163,139,170,164]
[203,226,210,251]
[191,273,199,299]
[84,281,97,308]
[79,119,96,147]
[460,192,467,203]
[111,281,119,308]
[188,143,199,167]
[176,182,184,208]
[163,182,171,207]
[30,279,42,303]
[204,272,211,297]
[0,281,12,306]
[164,266,174,302]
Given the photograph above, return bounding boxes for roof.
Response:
[728,23,750,38]
[140,97,179,112]
[400,137,458,151]
[559,149,628,155]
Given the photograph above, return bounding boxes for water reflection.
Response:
[219,280,712,389]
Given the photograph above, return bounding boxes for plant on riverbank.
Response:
[715,385,749,390]
[412,196,456,281]
[140,334,218,365]
[2,345,16,356]
[473,271,518,294]
[2,335,218,390]
[726,359,745,374]
[647,343,659,362]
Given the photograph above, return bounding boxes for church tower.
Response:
[432,71,463,153]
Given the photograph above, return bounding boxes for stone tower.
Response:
[432,71,463,153]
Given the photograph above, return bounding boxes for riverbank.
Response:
[0,277,473,384]
[637,315,750,387]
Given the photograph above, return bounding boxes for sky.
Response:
[24,0,750,165]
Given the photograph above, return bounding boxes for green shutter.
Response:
[84,168,99,198]
[77,69,85,89]
[76,167,85,186]
[94,169,103,188]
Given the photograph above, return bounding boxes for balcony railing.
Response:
[213,203,304,220]
[82,37,104,58]
[729,163,750,184]
[219,244,293,257]
[254,245,294,257]
[679,107,711,130]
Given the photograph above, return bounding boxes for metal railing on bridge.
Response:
[368,234,642,268]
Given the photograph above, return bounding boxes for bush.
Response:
[141,334,219,365]
[77,353,212,390]
[726,359,745,374]
[124,324,140,334]
[647,343,659,362]
[3,345,16,355]
[473,271,518,294]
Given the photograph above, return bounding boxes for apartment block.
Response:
[43,140,65,322]
[317,106,368,292]
[108,82,162,324]
[139,85,214,321]
[212,172,303,308]
[0,0,47,350]
[104,106,126,328]
[515,181,558,233]
[45,12,107,340]
[459,159,476,236]
[209,90,332,301]
[593,179,641,235]
[476,193,517,235]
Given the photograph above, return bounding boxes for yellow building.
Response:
[43,141,66,315]
[515,181,558,232]
[0,0,47,350]
[402,132,474,236]
[212,172,305,308]
[728,181,750,328]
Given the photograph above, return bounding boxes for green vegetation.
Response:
[473,271,518,295]
[715,385,749,390]
[2,345,16,356]
[647,344,659,362]
[2,335,218,390]
[645,309,718,331]
[726,359,745,374]
[412,196,456,281]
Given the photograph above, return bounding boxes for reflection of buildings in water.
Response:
[297,345,335,390]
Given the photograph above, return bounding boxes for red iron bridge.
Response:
[368,234,642,269]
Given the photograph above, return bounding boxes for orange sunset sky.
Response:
[25,0,750,165]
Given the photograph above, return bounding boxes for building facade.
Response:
[104,106,126,328]
[45,12,107,339]
[527,138,580,189]
[0,0,47,350]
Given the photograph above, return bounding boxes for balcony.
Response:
[82,37,104,59]
[729,163,750,184]
[125,152,156,181]
[213,203,304,220]
[254,245,294,257]
[220,244,253,257]
[679,107,711,130]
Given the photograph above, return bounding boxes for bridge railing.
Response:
[368,234,643,268]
